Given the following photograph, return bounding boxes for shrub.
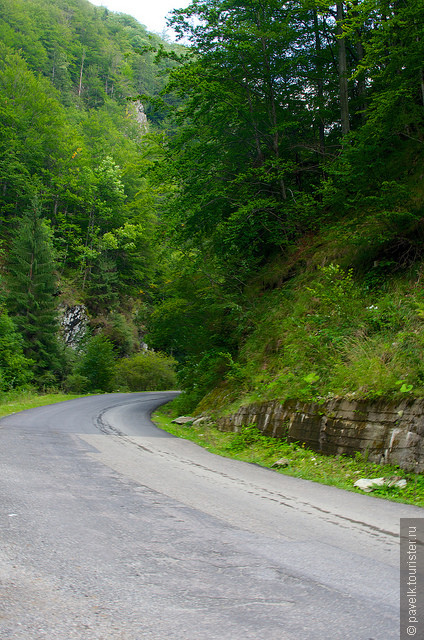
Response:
[0,311,34,390]
[114,351,177,391]
[225,424,268,452]
[62,373,90,394]
[98,312,138,357]
[76,334,116,392]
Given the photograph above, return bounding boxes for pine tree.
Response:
[6,202,62,382]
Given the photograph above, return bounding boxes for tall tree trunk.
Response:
[421,68,424,107]
[313,9,325,156]
[336,2,350,136]
[259,34,286,200]
[78,47,86,97]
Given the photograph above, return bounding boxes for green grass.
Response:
[0,389,87,419]
[187,245,424,418]
[238,264,424,406]
[152,401,424,508]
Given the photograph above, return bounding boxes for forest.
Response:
[0,0,423,415]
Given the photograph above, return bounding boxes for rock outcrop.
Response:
[216,397,424,472]
[59,304,88,348]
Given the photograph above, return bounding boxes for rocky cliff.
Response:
[216,397,424,472]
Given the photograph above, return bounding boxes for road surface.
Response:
[0,391,422,639]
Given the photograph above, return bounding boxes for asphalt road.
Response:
[0,391,422,639]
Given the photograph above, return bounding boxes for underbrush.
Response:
[200,256,424,413]
[153,404,424,507]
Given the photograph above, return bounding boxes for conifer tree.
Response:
[6,202,62,382]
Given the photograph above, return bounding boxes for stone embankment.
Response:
[216,397,424,472]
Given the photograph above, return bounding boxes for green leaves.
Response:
[164,0,328,285]
[6,204,63,380]
[0,310,34,390]
[303,372,320,385]
[396,380,414,394]
[75,334,116,393]
[114,351,177,391]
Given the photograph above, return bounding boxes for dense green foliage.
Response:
[7,204,63,381]
[114,350,177,391]
[0,0,423,413]
[147,0,424,410]
[204,248,424,410]
[0,0,180,391]
[74,333,116,392]
[0,309,33,391]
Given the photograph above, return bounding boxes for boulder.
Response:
[271,458,291,468]
[193,416,210,426]
[354,476,407,492]
[171,416,194,425]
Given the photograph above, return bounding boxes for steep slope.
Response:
[0,0,179,389]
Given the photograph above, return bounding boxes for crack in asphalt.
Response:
[96,406,398,544]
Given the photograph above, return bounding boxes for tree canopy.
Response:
[0,0,423,405]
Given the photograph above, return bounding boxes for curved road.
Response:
[0,392,422,639]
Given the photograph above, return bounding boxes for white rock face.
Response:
[133,101,148,131]
[354,478,386,492]
[60,304,88,348]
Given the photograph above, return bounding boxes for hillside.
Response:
[196,210,424,414]
[0,0,424,416]
[0,0,180,391]
[144,0,424,416]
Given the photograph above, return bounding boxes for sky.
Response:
[89,0,191,38]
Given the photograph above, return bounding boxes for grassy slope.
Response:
[0,390,87,419]
[196,214,424,415]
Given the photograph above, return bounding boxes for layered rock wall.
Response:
[216,398,424,471]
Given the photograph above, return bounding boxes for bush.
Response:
[76,334,116,392]
[114,351,177,391]
[62,373,91,394]
[225,424,268,452]
[0,311,34,390]
[97,312,138,357]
